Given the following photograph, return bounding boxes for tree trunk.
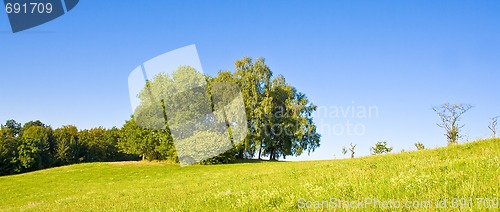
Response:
[238,149,243,159]
[269,148,275,161]
[258,141,263,160]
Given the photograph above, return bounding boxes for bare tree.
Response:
[432,103,473,144]
[349,143,356,158]
[489,116,498,138]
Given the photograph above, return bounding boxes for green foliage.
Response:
[18,125,53,171]
[79,127,124,162]
[53,125,81,165]
[176,131,233,165]
[0,128,19,175]
[370,141,393,155]
[1,119,21,137]
[0,120,137,176]
[341,146,347,156]
[117,118,176,161]
[229,57,320,160]
[130,57,321,163]
[20,120,46,135]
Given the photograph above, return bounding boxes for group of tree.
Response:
[121,57,321,162]
[0,120,135,176]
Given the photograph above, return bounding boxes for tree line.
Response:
[0,120,135,176]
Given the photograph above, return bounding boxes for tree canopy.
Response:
[127,57,320,162]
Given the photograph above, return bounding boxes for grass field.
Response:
[1,138,499,211]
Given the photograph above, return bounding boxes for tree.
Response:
[20,120,46,135]
[0,127,19,175]
[105,127,137,161]
[53,125,81,165]
[0,120,22,175]
[370,141,393,155]
[232,58,273,159]
[432,103,473,144]
[118,118,173,161]
[262,75,320,160]
[1,119,21,137]
[79,127,125,162]
[489,116,498,138]
[341,146,347,156]
[349,143,356,158]
[18,125,54,171]
[231,58,320,161]
[414,142,425,150]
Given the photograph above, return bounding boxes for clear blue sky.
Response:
[1,1,499,160]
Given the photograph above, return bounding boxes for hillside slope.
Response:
[1,138,499,211]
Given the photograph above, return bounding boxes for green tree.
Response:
[370,141,393,155]
[105,127,137,161]
[78,127,121,162]
[232,58,273,159]
[231,58,320,160]
[131,57,321,163]
[341,146,347,156]
[0,127,19,175]
[209,70,250,161]
[20,120,46,135]
[414,142,425,150]
[118,118,173,161]
[18,125,54,171]
[53,125,82,165]
[263,75,320,160]
[2,119,21,137]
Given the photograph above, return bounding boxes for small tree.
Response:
[414,142,425,150]
[370,141,392,155]
[349,143,356,158]
[432,103,472,144]
[489,116,498,138]
[341,146,347,156]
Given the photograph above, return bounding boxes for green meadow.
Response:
[1,138,499,211]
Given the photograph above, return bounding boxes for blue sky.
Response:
[1,1,499,160]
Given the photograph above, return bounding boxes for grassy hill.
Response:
[1,138,499,211]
